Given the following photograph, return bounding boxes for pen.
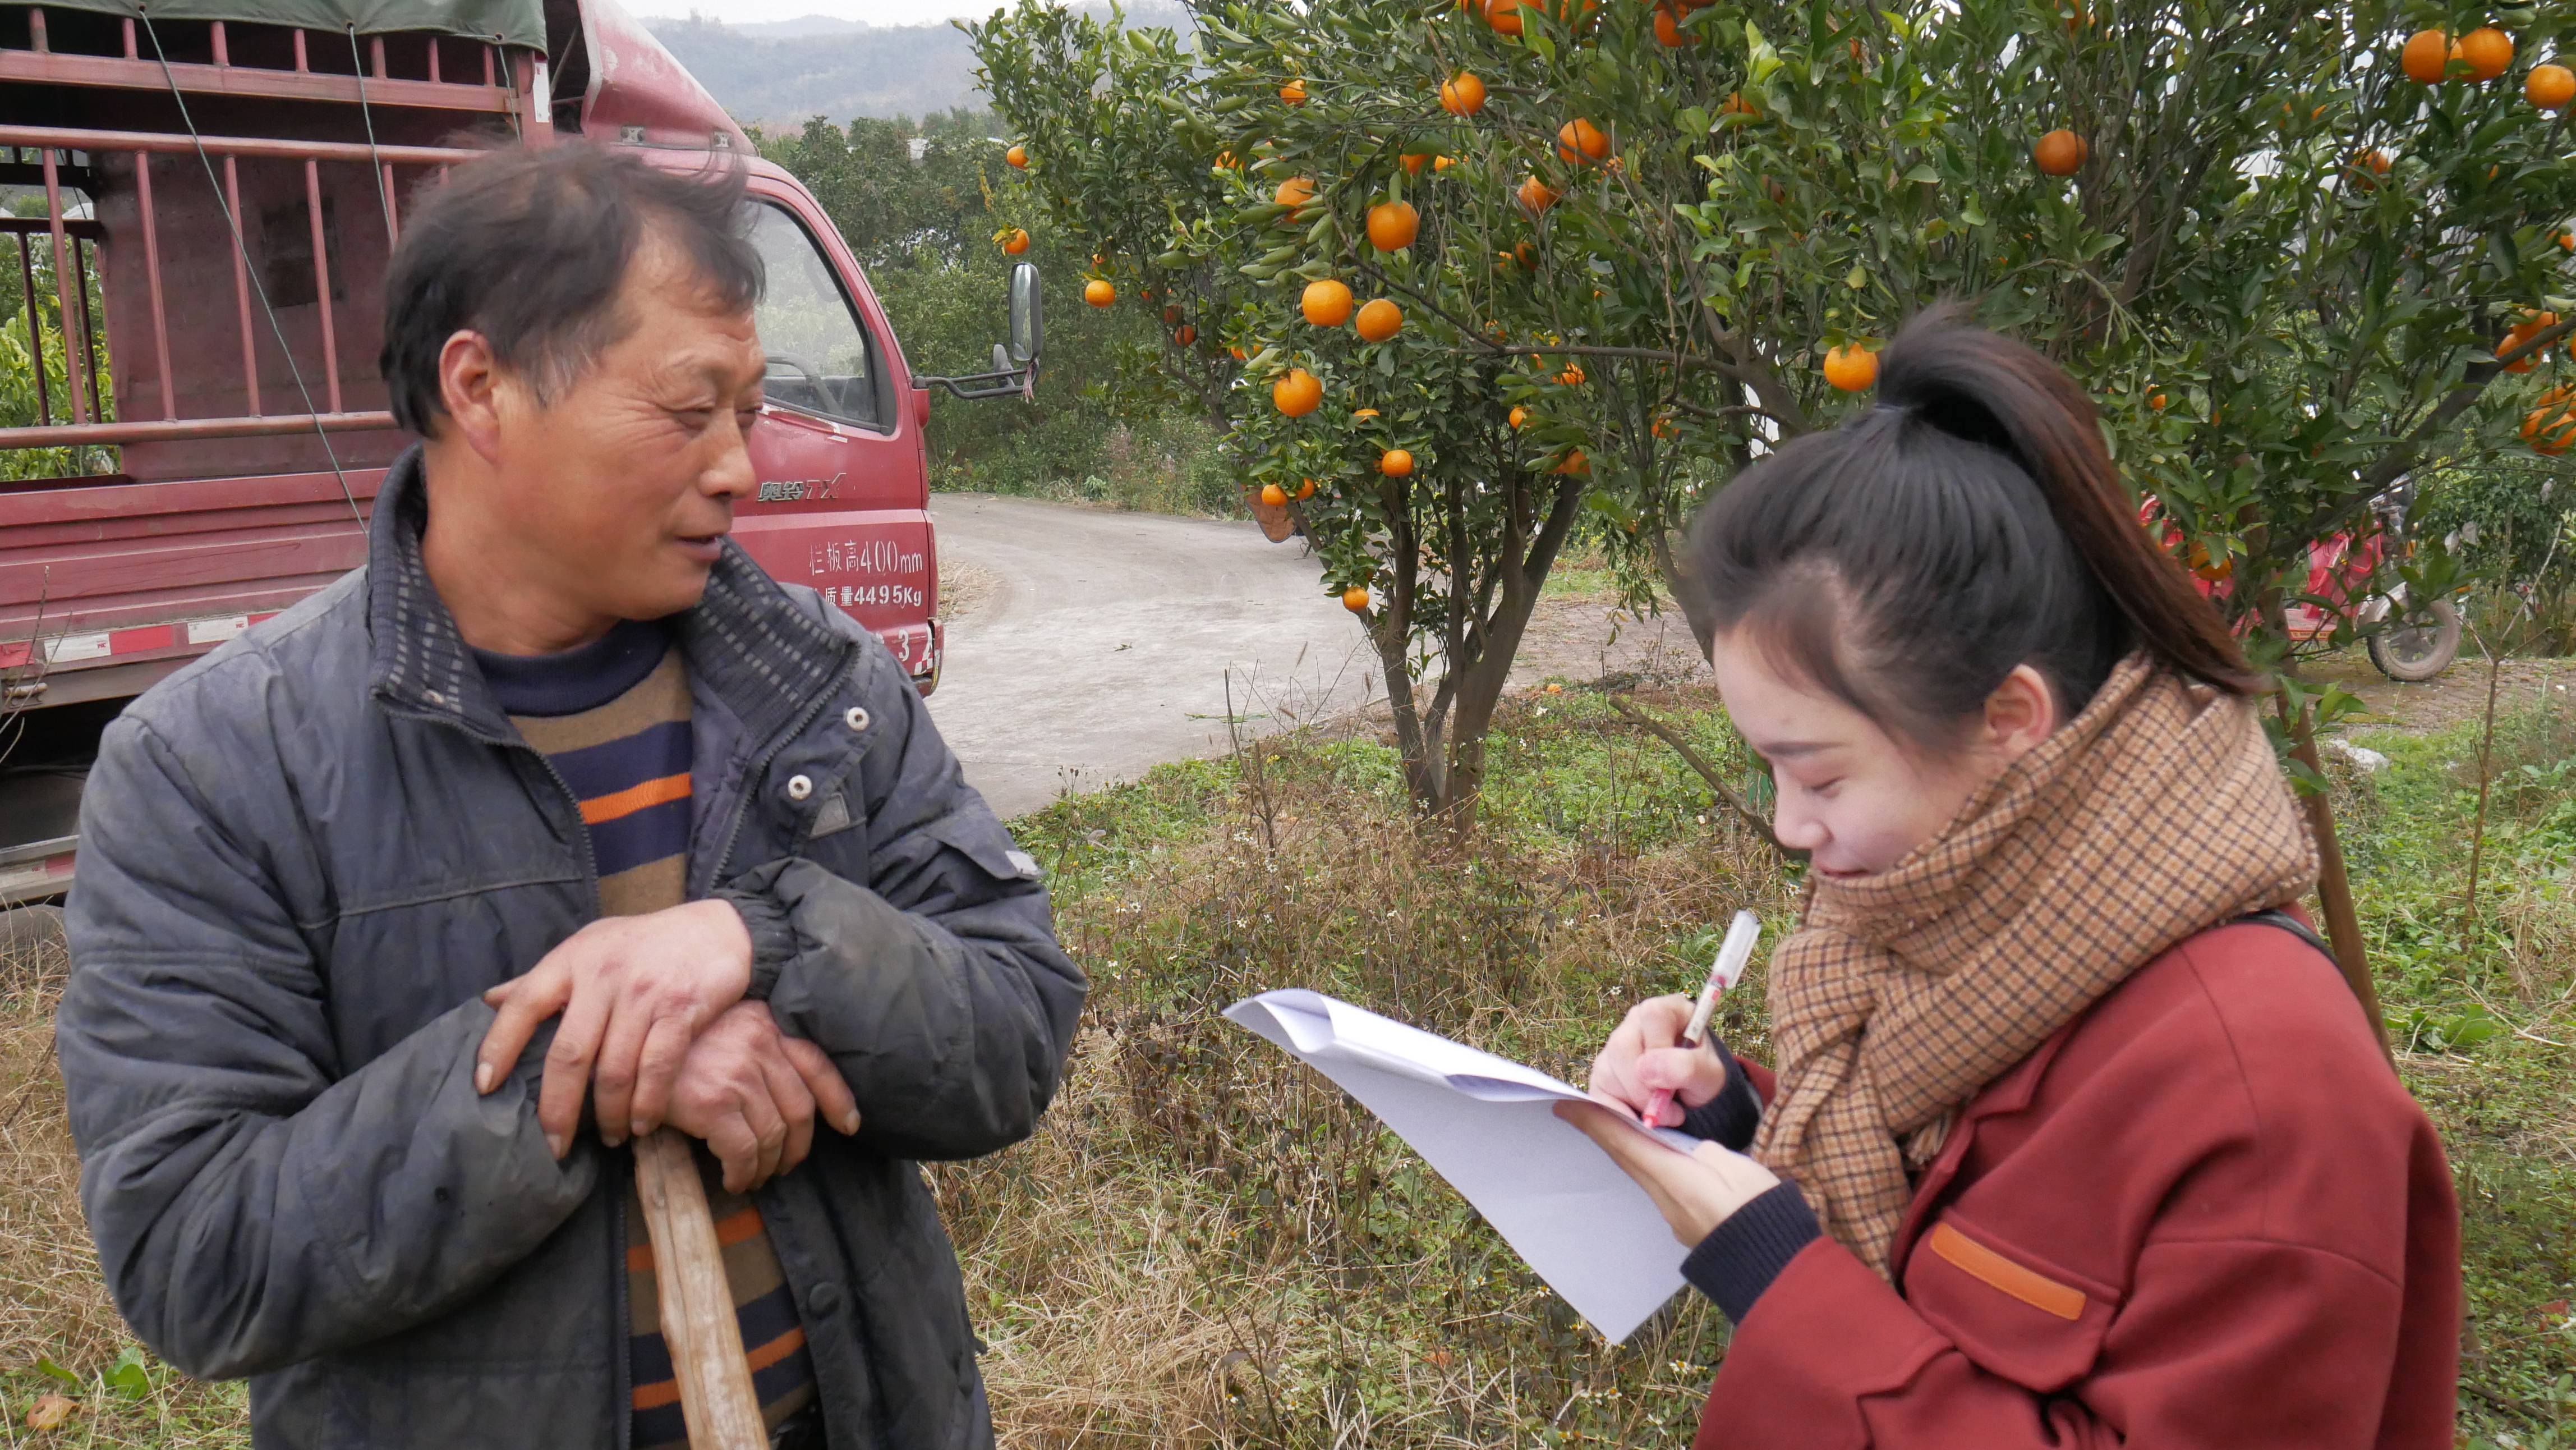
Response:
[1640,910,1762,1129]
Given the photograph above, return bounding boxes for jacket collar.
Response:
[365,444,852,745]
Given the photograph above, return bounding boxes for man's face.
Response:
[486,234,765,624]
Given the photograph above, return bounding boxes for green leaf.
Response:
[34,1357,79,1387]
[107,1347,151,1401]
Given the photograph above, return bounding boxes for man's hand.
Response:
[668,1001,861,1193]
[475,900,755,1157]
[1554,1098,1780,1245]
[1587,994,1735,1128]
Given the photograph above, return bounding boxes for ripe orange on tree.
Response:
[1000,227,1030,255]
[1259,482,1289,506]
[1483,0,1524,35]
[1280,77,1307,105]
[1652,414,1677,438]
[1083,278,1116,308]
[1440,71,1487,115]
[1719,91,1759,118]
[2033,129,2087,176]
[2499,311,2559,371]
[2529,63,2576,110]
[1273,368,1324,416]
[1556,118,1611,164]
[1402,151,1432,175]
[1302,278,1355,326]
[1552,449,1589,476]
[1296,479,1317,499]
[1380,448,1415,477]
[1557,360,1585,386]
[1005,143,1028,168]
[1353,407,1381,419]
[2524,385,2576,453]
[1508,405,1528,428]
[2459,27,2513,81]
[1342,585,1372,611]
[1653,4,1699,46]
[1354,299,1404,342]
[1367,200,1419,251]
[2147,389,2168,411]
[1822,343,1879,392]
[1163,304,1183,325]
[2402,28,2454,84]
[1518,175,1559,215]
[1275,175,1317,209]
[1175,324,1197,346]
[1433,154,1456,171]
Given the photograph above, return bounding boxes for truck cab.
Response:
[0,0,1019,901]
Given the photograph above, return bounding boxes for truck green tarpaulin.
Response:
[36,0,544,49]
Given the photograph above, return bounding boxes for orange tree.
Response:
[976,1,1650,829]
[976,0,2576,878]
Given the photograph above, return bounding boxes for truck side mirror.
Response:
[913,264,1043,401]
[1008,262,1042,368]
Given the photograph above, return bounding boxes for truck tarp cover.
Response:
[41,0,544,48]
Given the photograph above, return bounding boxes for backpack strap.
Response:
[2233,907,2336,964]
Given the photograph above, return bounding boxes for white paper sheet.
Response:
[1222,988,1696,1343]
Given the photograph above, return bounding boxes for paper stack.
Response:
[1223,989,1695,1343]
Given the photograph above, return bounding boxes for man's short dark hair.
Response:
[379,142,763,436]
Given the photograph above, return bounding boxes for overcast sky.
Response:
[636,2,999,27]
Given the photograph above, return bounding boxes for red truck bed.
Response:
[0,0,946,901]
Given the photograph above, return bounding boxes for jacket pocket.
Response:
[923,813,1045,886]
[1900,1215,2119,1393]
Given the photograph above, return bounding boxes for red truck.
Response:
[0,0,1038,902]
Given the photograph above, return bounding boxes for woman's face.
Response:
[1709,632,2059,880]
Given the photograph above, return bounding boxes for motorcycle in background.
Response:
[2142,480,2463,682]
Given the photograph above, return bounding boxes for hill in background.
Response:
[645,4,1187,127]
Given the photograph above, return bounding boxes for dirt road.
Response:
[924,495,1383,819]
[924,494,1708,819]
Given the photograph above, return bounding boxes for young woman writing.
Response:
[1556,315,2459,1448]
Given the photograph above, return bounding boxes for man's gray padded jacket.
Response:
[55,446,1086,1448]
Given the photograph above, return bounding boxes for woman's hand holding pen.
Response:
[1586,994,1734,1128]
[1568,992,1779,1246]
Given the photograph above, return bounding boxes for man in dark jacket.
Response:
[54,143,1083,1450]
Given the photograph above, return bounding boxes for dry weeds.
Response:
[931,719,1793,1447]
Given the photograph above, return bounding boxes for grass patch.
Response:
[1,678,2569,1445]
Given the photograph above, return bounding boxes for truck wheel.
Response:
[2367,598,2462,682]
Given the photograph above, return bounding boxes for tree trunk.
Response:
[1652,526,1717,658]
[1373,621,1444,819]
[2277,692,2389,1056]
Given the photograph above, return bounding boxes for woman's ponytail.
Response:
[1686,308,2256,747]
[1873,311,2259,696]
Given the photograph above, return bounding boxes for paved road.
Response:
[924,494,1381,819]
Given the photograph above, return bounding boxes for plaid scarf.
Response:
[1750,654,2319,1275]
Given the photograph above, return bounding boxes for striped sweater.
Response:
[474,619,816,1447]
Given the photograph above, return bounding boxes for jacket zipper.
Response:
[515,745,633,1450]
[379,701,631,1446]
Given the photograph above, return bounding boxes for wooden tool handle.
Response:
[633,1128,767,1450]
